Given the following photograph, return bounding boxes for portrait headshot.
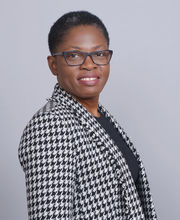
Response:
[1,1,179,220]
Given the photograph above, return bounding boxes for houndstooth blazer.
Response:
[19,83,158,220]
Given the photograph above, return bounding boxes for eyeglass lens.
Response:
[65,50,112,65]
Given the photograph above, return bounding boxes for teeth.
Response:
[80,77,97,81]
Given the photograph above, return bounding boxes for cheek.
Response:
[56,64,69,79]
[101,65,110,80]
[56,66,77,85]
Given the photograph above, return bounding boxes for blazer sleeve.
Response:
[18,111,76,219]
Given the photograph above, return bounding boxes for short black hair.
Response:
[48,11,110,54]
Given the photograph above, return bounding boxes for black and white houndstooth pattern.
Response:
[19,83,158,219]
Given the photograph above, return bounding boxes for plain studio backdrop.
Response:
[0,0,179,219]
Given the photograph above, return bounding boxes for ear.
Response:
[47,56,58,76]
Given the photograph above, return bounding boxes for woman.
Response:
[19,11,157,219]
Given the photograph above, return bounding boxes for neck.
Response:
[74,95,100,117]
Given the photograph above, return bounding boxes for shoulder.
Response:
[18,100,76,168]
[19,100,76,141]
[24,99,74,128]
[20,101,60,137]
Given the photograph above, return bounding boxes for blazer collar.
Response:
[51,84,106,134]
[51,84,129,143]
[51,84,115,135]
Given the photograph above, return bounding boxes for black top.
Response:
[95,112,139,184]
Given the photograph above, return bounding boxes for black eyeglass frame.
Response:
[52,49,113,66]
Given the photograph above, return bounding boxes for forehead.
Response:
[58,25,108,51]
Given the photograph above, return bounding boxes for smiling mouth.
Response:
[78,76,100,86]
[80,77,98,81]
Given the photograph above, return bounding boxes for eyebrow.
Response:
[70,45,104,50]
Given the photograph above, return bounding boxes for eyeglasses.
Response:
[52,50,113,66]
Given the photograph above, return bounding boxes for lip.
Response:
[77,73,100,86]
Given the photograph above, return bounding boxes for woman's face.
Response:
[48,25,110,101]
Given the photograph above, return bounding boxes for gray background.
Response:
[1,0,179,219]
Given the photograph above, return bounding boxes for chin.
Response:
[76,89,102,100]
[65,84,104,100]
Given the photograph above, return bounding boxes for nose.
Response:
[80,55,97,70]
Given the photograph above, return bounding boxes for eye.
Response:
[66,52,81,59]
[96,51,105,57]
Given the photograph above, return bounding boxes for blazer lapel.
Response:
[50,84,145,218]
